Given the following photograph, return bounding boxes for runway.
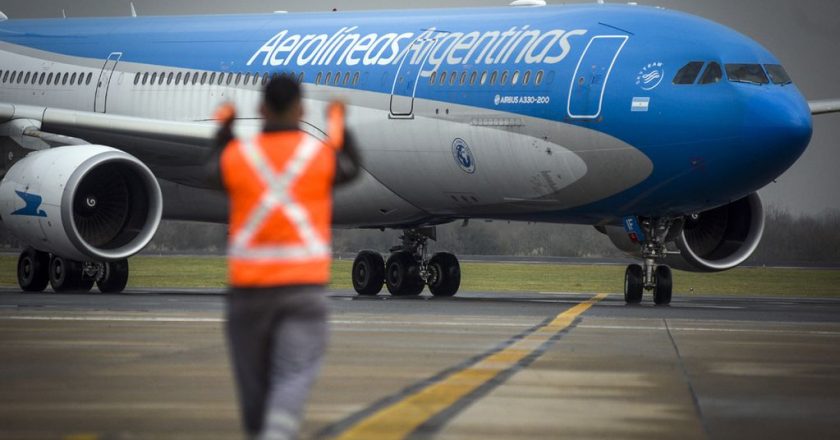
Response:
[1,288,839,439]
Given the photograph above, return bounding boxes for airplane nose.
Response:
[742,88,813,183]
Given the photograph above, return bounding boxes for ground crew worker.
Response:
[210,75,360,439]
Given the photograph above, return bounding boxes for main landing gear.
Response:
[17,247,129,294]
[623,218,674,306]
[351,227,461,297]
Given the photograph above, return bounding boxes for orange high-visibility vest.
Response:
[221,105,344,288]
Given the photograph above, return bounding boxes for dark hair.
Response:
[264,74,301,114]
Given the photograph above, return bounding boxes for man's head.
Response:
[261,74,303,126]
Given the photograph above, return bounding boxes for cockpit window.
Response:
[673,61,705,85]
[764,64,792,85]
[699,62,723,85]
[725,64,769,85]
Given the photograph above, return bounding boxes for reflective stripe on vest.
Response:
[228,136,330,262]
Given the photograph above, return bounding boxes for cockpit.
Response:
[672,61,793,86]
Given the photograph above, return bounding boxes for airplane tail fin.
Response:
[0,11,8,22]
[810,99,840,115]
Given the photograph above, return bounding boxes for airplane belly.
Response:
[346,101,652,217]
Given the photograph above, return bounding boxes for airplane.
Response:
[1,2,838,304]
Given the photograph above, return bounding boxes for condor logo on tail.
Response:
[11,191,48,218]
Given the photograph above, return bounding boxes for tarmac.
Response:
[1,288,839,439]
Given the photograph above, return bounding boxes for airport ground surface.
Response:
[1,288,839,440]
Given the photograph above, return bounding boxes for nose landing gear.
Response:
[623,218,674,306]
[350,227,462,297]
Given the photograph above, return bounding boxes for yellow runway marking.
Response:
[333,293,607,440]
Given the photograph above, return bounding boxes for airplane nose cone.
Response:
[742,89,813,183]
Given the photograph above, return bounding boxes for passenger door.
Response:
[567,36,628,119]
[94,52,122,113]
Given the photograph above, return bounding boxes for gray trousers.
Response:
[226,285,328,440]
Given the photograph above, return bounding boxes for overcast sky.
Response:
[1,0,838,215]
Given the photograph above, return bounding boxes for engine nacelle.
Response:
[605,193,765,273]
[0,145,162,262]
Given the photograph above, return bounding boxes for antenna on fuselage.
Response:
[130,2,138,18]
[61,9,66,19]
[509,0,547,7]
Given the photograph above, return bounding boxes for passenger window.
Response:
[351,72,358,86]
[167,72,174,85]
[300,72,306,84]
[725,64,769,85]
[324,72,331,85]
[0,70,4,82]
[764,64,792,85]
[1,71,7,82]
[62,73,69,85]
[490,71,498,86]
[202,72,209,85]
[143,72,149,85]
[47,73,54,85]
[535,70,544,85]
[56,73,63,85]
[459,72,467,86]
[150,72,157,85]
[40,72,46,85]
[261,73,268,86]
[430,71,437,85]
[71,73,77,85]
[334,72,341,86]
[316,72,322,85]
[343,72,350,86]
[480,71,487,86]
[673,61,705,85]
[192,73,199,85]
[209,72,217,85]
[500,71,509,85]
[439,71,446,86]
[133,72,140,85]
[253,74,259,86]
[159,72,166,86]
[218,73,225,86]
[699,62,722,85]
[523,70,531,86]
[24,72,31,83]
[511,70,520,85]
[469,71,477,86]
[449,71,456,86]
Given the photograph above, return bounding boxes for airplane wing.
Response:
[1,103,220,188]
[809,99,840,115]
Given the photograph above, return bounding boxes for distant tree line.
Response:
[1,207,838,265]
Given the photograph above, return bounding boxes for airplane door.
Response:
[390,34,441,118]
[567,36,628,119]
[94,52,122,113]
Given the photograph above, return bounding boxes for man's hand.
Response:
[215,103,237,150]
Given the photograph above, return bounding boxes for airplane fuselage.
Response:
[0,4,813,229]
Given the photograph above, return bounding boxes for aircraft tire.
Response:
[428,252,460,297]
[624,264,644,304]
[352,251,385,296]
[653,265,673,306]
[98,259,130,294]
[385,251,424,296]
[49,256,90,293]
[17,247,50,292]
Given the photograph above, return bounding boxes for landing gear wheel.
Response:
[49,256,91,293]
[98,259,130,293]
[428,252,461,297]
[17,247,49,292]
[624,264,644,304]
[653,265,673,306]
[352,251,384,296]
[385,251,424,296]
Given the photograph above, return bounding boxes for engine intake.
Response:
[667,193,765,272]
[0,145,162,261]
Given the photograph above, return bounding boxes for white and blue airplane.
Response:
[1,2,838,303]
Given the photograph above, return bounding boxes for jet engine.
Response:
[605,193,765,272]
[0,145,162,262]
